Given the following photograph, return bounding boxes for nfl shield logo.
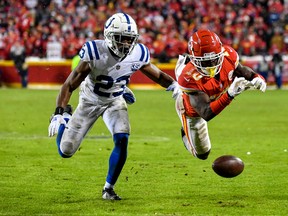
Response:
[131,63,140,71]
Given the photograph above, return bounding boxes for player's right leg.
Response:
[101,98,130,200]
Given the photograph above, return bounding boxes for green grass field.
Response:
[0,88,287,216]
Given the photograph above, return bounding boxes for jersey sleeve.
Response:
[135,43,150,65]
[223,45,239,69]
[177,63,202,92]
[79,40,101,62]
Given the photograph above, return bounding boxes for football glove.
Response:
[48,114,66,137]
[166,81,181,100]
[251,76,266,92]
[227,77,248,98]
[123,87,136,104]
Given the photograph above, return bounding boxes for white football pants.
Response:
[59,85,130,157]
[175,94,211,156]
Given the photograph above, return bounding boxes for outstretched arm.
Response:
[233,63,257,80]
[187,77,248,121]
[139,62,175,88]
[186,90,217,121]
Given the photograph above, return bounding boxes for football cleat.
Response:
[102,188,121,200]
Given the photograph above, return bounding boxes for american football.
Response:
[212,155,244,178]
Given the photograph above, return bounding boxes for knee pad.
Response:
[59,141,74,158]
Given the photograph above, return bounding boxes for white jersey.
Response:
[78,40,150,103]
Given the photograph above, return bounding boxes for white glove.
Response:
[167,81,181,100]
[123,87,136,104]
[227,77,248,98]
[48,114,66,137]
[251,77,266,92]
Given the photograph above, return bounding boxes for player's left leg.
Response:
[102,98,130,200]
[19,68,28,88]
[58,100,106,158]
[185,116,211,160]
[175,95,211,160]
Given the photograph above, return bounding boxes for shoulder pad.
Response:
[79,40,101,62]
[134,43,150,64]
[223,45,239,69]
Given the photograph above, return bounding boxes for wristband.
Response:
[54,107,64,115]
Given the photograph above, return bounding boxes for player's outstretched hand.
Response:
[251,76,266,92]
[48,114,66,137]
[123,87,136,104]
[167,81,181,100]
[227,77,248,98]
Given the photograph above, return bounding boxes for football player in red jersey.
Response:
[174,29,266,160]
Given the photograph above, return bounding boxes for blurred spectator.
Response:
[257,55,270,81]
[239,36,255,56]
[0,68,2,87]
[284,24,288,51]
[46,35,62,59]
[152,34,169,63]
[0,25,9,59]
[268,0,284,24]
[270,27,285,53]
[271,51,284,89]
[10,40,28,88]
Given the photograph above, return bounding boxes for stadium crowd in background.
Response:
[0,0,287,61]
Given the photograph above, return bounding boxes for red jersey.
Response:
[177,45,239,117]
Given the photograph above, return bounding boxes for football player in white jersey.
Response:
[48,13,178,200]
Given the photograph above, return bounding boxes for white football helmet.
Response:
[104,13,139,58]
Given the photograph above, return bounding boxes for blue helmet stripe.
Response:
[139,44,145,61]
[91,41,100,60]
[123,13,131,32]
[85,42,93,60]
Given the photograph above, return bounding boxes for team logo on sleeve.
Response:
[131,63,141,71]
[79,46,86,59]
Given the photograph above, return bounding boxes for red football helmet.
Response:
[188,29,224,77]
